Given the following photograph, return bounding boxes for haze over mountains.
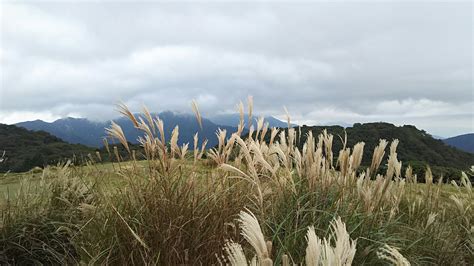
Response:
[3,119,473,179]
[15,112,473,155]
[16,112,292,148]
[208,114,293,128]
[4,105,474,177]
[443,133,474,154]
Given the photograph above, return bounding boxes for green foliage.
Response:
[0,166,96,264]
[259,123,474,181]
[0,217,79,264]
[0,124,94,172]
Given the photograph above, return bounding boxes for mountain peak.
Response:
[16,111,236,148]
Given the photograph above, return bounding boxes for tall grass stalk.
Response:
[1,99,472,265]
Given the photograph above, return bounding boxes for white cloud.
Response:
[2,4,95,55]
[294,99,473,137]
[373,99,471,117]
[0,1,472,137]
[0,111,61,124]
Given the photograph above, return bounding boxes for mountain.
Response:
[443,133,474,153]
[17,112,238,148]
[111,111,238,149]
[16,118,106,147]
[7,118,474,179]
[260,122,474,181]
[0,124,94,172]
[208,113,294,128]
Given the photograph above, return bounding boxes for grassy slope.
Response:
[1,155,472,264]
[0,158,459,199]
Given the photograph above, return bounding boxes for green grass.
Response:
[0,159,460,201]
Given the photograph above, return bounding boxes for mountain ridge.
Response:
[16,112,239,148]
[16,112,291,148]
[443,133,474,153]
[4,120,474,179]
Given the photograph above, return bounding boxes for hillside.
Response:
[10,117,474,179]
[443,133,474,153]
[261,122,474,180]
[0,124,94,172]
[17,112,238,148]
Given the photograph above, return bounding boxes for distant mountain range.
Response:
[16,112,290,148]
[3,118,474,178]
[443,133,474,154]
[17,118,107,147]
[15,113,474,158]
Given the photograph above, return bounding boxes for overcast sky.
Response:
[0,1,472,137]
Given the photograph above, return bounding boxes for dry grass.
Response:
[1,99,473,265]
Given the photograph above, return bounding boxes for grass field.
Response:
[1,103,473,265]
[0,159,461,202]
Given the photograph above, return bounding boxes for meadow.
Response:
[0,102,473,265]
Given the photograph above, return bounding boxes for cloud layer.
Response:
[1,1,472,137]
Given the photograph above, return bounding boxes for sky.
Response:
[0,1,472,137]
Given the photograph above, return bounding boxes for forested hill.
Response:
[262,122,474,180]
[0,124,94,172]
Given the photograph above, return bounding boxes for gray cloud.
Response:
[0,1,472,137]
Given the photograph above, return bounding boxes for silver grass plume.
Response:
[238,210,270,262]
[377,245,410,266]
